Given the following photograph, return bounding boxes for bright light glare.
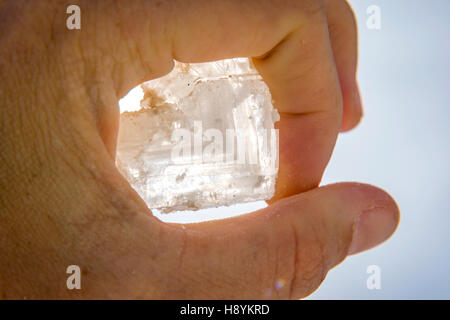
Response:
[119,86,144,113]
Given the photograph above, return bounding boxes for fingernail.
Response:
[351,88,363,121]
[348,206,398,255]
[340,87,363,132]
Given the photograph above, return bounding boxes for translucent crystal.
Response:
[116,58,279,213]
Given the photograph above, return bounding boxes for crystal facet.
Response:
[116,58,279,212]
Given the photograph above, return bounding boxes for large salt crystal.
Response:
[116,58,279,212]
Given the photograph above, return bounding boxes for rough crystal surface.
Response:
[116,58,279,212]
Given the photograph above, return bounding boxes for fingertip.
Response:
[346,184,400,255]
[340,86,363,132]
[310,182,400,262]
[348,205,400,255]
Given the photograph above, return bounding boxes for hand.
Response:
[0,0,399,299]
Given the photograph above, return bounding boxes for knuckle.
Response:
[288,219,329,299]
[294,0,326,19]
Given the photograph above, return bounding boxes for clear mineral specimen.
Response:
[116,58,279,212]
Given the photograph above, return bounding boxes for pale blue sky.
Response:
[308,0,450,299]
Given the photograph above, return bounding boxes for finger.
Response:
[252,6,343,199]
[325,0,363,131]
[66,0,342,199]
[173,1,344,199]
[179,182,399,299]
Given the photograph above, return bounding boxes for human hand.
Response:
[0,0,399,299]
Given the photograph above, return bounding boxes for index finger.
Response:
[76,0,343,199]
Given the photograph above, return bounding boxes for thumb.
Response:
[179,182,399,299]
[274,182,400,267]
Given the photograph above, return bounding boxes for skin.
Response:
[0,0,399,299]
